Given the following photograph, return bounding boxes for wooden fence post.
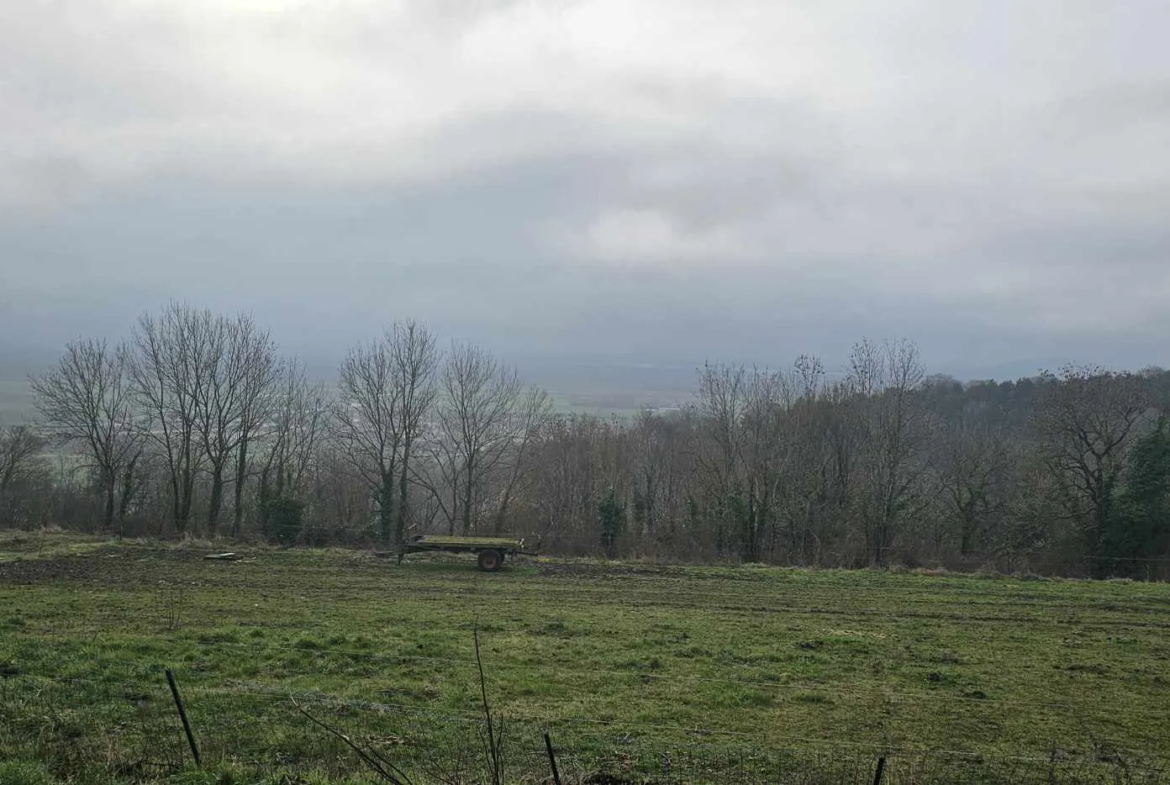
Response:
[544,730,562,785]
[165,668,201,767]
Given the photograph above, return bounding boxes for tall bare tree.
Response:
[335,321,439,545]
[192,312,279,536]
[934,413,1009,557]
[0,425,45,496]
[489,385,552,534]
[628,408,683,541]
[125,302,215,536]
[0,424,47,528]
[335,337,400,544]
[775,355,832,564]
[527,413,603,548]
[258,360,329,537]
[692,362,795,561]
[30,338,143,532]
[692,362,748,556]
[388,321,440,545]
[230,325,281,537]
[1035,364,1151,576]
[741,368,796,561]
[427,342,539,535]
[253,360,329,540]
[848,338,928,566]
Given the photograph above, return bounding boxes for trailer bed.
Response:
[397,534,536,571]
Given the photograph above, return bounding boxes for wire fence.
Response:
[2,669,1166,784]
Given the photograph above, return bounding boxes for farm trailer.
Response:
[396,534,537,571]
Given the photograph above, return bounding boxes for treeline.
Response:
[3,301,1170,579]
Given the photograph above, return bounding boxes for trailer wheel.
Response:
[477,549,503,572]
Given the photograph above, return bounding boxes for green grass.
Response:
[1,533,1169,784]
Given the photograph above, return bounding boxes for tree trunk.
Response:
[493,487,513,535]
[396,438,412,545]
[447,482,458,536]
[1090,488,1111,579]
[178,466,195,537]
[208,463,225,536]
[102,474,116,534]
[461,459,475,535]
[380,472,395,544]
[118,455,138,534]
[258,467,272,539]
[959,498,977,557]
[170,468,184,536]
[232,440,249,538]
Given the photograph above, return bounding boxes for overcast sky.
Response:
[2,0,1169,381]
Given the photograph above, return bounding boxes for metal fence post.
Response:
[165,668,201,767]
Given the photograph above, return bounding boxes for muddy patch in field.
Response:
[0,547,248,587]
[0,554,120,585]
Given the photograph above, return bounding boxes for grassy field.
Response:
[1,534,1169,784]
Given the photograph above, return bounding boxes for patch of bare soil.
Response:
[0,547,242,587]
[0,553,119,585]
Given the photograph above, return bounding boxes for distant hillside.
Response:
[0,380,36,424]
[519,360,697,414]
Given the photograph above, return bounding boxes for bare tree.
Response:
[489,385,552,534]
[259,360,330,533]
[231,324,281,537]
[628,408,686,543]
[849,338,928,566]
[526,413,602,549]
[692,362,795,561]
[426,342,537,535]
[335,321,440,545]
[775,355,832,564]
[312,435,366,542]
[741,368,796,561]
[816,380,863,560]
[0,424,47,528]
[335,337,400,544]
[388,321,440,545]
[691,362,748,556]
[192,312,279,536]
[1035,364,1151,576]
[0,425,45,496]
[125,302,215,536]
[934,414,1009,558]
[30,338,143,532]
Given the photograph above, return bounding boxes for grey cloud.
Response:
[3,1,1170,384]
